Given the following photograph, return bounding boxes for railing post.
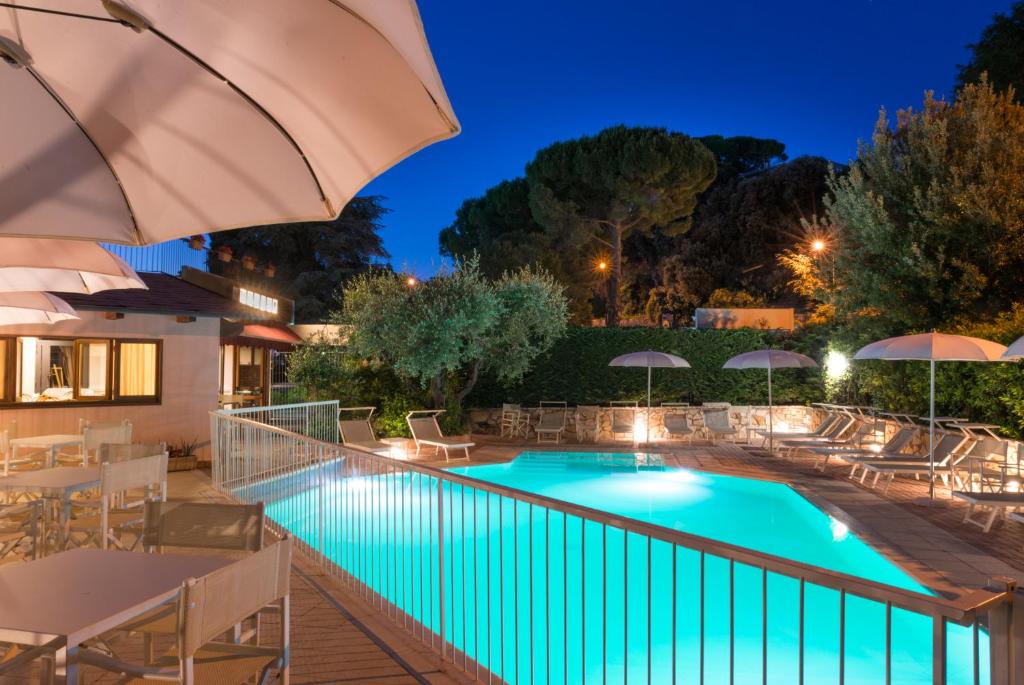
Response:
[437,476,447,661]
[986,577,1021,685]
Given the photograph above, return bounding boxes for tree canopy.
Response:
[339,259,568,410]
[956,2,1024,102]
[525,125,717,326]
[209,196,389,323]
[785,82,1024,335]
[438,178,595,322]
[697,135,788,178]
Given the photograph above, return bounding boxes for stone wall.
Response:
[469,404,821,443]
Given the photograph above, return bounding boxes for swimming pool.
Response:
[244,451,987,684]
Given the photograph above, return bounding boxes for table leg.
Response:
[56,641,79,684]
[61,495,72,551]
[5,444,13,477]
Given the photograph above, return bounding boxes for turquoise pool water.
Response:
[247,451,985,684]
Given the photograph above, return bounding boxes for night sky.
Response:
[364,0,1013,275]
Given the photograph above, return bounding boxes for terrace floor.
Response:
[4,438,1023,684]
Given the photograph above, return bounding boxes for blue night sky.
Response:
[363,0,1013,275]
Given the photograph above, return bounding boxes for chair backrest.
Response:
[968,437,1008,459]
[704,408,731,431]
[933,433,973,465]
[610,408,633,432]
[501,403,520,414]
[339,419,377,444]
[664,413,690,432]
[180,536,291,657]
[881,427,917,454]
[407,414,443,442]
[537,408,566,430]
[846,421,875,444]
[143,501,265,553]
[100,452,167,497]
[82,419,132,451]
[99,442,167,464]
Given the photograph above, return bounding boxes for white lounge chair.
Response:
[339,407,391,455]
[781,420,875,457]
[955,491,1024,533]
[811,424,919,473]
[662,405,695,444]
[535,402,567,443]
[854,433,974,492]
[703,406,738,444]
[609,401,638,442]
[406,410,473,461]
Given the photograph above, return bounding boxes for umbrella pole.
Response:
[928,359,935,500]
[646,365,652,447]
[767,364,774,454]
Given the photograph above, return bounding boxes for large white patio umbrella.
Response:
[854,333,1006,500]
[609,350,691,445]
[1000,335,1024,361]
[722,349,818,454]
[0,292,78,325]
[0,0,459,245]
[0,238,145,293]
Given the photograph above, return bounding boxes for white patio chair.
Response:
[609,401,638,442]
[0,635,62,685]
[0,500,43,562]
[68,450,168,550]
[57,419,132,466]
[406,411,474,461]
[500,403,530,438]
[574,406,600,443]
[79,537,291,685]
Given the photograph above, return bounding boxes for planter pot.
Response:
[264,264,276,278]
[215,246,233,262]
[167,454,198,472]
[241,255,257,271]
[188,235,206,250]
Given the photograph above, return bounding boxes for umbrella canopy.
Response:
[0,292,78,325]
[723,349,818,454]
[0,0,459,245]
[854,333,1007,500]
[1000,335,1024,360]
[722,349,818,371]
[609,351,691,369]
[855,332,1006,363]
[0,238,145,293]
[609,351,691,445]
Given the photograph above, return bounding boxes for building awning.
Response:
[221,322,302,351]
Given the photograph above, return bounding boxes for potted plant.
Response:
[264,263,276,278]
[167,437,199,472]
[187,234,206,250]
[215,245,233,263]
[241,254,257,271]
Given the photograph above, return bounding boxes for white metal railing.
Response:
[219,400,338,442]
[210,409,1024,685]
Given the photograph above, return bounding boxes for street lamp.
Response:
[405,276,417,287]
[597,260,608,272]
[811,239,826,253]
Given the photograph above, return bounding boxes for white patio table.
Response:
[0,548,231,683]
[0,467,100,549]
[6,434,86,475]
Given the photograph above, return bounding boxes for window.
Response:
[1,336,161,406]
[117,342,159,398]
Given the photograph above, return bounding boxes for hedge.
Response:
[467,327,824,408]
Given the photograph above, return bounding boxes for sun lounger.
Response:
[662,406,695,444]
[406,410,473,461]
[535,402,567,443]
[780,419,875,457]
[609,401,638,441]
[776,413,857,450]
[702,406,740,445]
[811,424,918,472]
[953,491,1024,532]
[754,408,841,440]
[854,433,974,492]
[339,407,391,455]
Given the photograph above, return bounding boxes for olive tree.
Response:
[340,260,568,411]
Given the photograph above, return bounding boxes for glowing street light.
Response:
[596,260,608,272]
[811,239,826,253]
[405,276,418,287]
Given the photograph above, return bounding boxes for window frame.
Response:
[0,335,162,409]
[73,338,113,402]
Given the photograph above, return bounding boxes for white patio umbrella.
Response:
[0,238,145,293]
[0,292,78,326]
[1000,335,1024,360]
[854,332,1007,500]
[609,350,691,445]
[722,349,818,454]
[0,0,459,245]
